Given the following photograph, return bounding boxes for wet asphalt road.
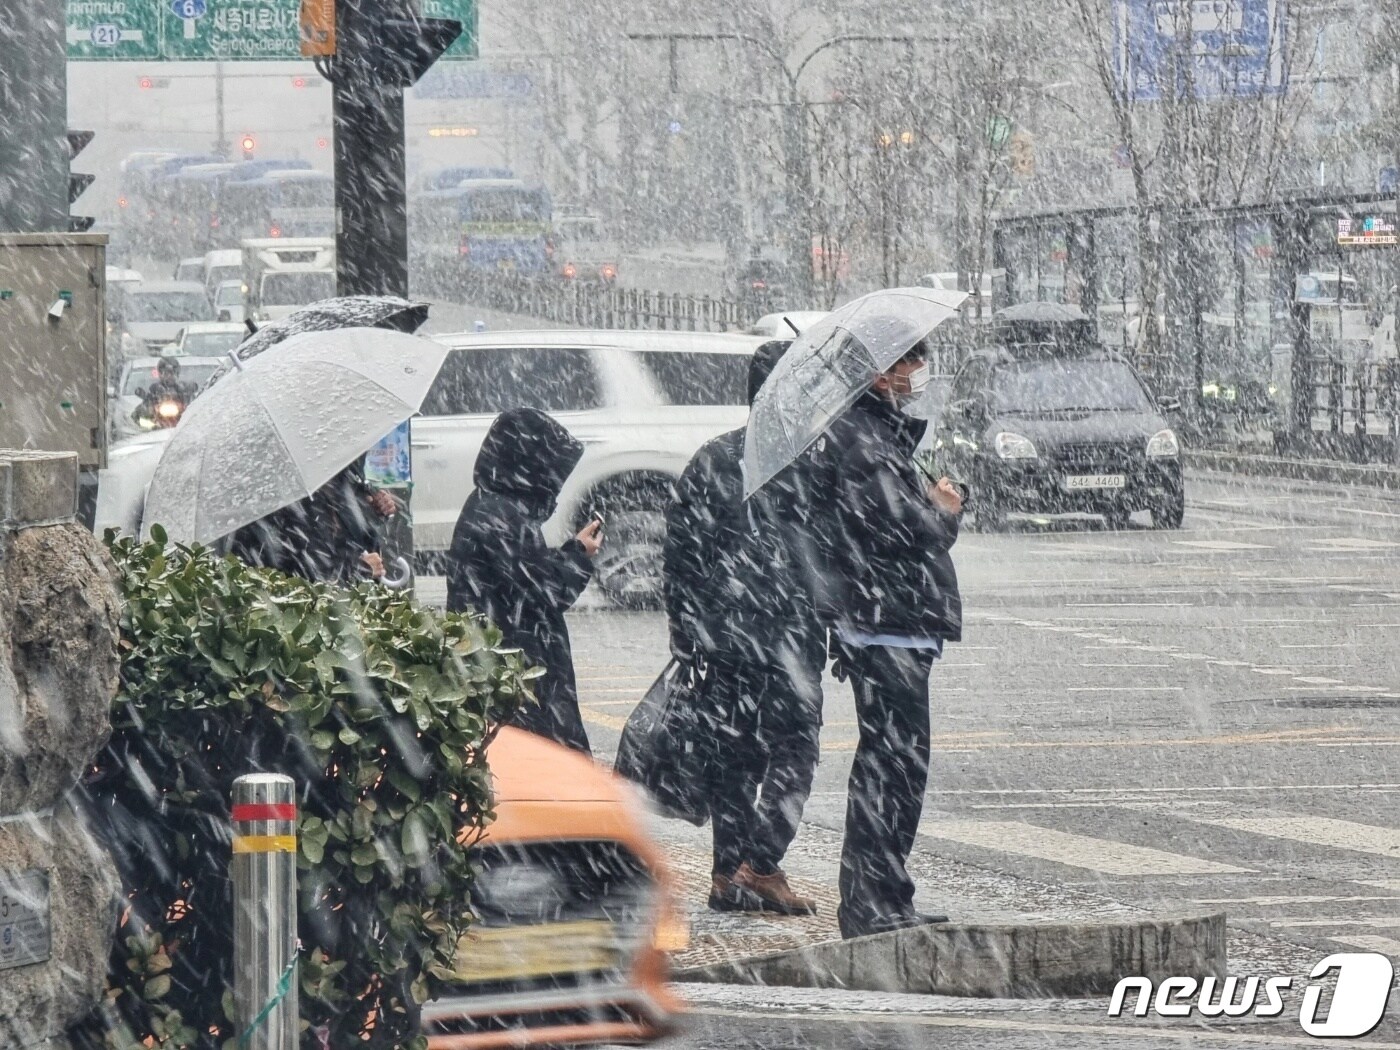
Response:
[556,468,1400,1047]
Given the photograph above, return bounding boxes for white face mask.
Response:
[892,363,931,410]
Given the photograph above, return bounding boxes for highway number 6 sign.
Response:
[172,0,208,19]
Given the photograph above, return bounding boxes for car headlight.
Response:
[994,432,1037,459]
[1147,428,1180,458]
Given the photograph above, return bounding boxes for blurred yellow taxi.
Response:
[423,727,687,1049]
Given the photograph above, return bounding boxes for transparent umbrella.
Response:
[142,326,448,545]
[742,286,967,495]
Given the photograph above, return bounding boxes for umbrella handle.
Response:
[380,556,412,590]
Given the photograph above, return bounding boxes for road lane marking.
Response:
[916,819,1250,875]
[1271,918,1400,929]
[1333,935,1400,955]
[1183,815,1400,859]
[1066,686,1184,692]
[1173,540,1274,550]
[1193,895,1400,906]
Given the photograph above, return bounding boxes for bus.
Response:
[410,179,553,289]
[219,170,335,245]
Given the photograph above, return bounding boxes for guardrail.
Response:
[421,269,775,333]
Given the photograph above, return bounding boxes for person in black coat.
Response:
[227,459,397,586]
[804,342,964,939]
[664,340,825,915]
[446,407,603,754]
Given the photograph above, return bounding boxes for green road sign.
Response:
[68,0,478,62]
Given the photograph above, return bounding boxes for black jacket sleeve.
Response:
[663,444,726,655]
[447,500,593,618]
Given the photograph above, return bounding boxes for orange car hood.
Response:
[476,728,661,863]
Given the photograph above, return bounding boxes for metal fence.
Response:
[435,272,770,333]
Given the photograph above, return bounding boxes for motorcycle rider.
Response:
[134,356,194,428]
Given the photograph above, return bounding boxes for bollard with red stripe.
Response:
[232,773,300,1050]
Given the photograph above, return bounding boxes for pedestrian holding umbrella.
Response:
[141,326,448,551]
[742,286,969,939]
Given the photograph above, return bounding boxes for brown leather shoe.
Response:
[732,862,817,916]
[708,873,765,913]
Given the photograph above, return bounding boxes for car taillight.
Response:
[562,262,577,280]
[269,225,282,238]
[600,263,617,281]
[751,279,767,290]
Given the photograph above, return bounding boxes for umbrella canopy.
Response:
[143,326,448,545]
[201,295,431,391]
[743,286,966,496]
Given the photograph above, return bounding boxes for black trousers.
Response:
[702,640,824,879]
[836,643,937,939]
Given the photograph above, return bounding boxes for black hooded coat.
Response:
[663,340,820,664]
[446,407,594,754]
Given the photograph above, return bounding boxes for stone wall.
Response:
[0,451,121,1050]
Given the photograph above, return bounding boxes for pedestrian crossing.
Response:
[915,818,1251,876]
[904,798,1400,955]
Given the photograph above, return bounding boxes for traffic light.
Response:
[67,130,95,232]
[137,76,171,90]
[240,133,257,159]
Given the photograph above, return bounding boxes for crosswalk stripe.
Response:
[1333,935,1400,956]
[1183,814,1400,859]
[917,819,1250,876]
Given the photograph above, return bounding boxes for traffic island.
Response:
[674,912,1227,999]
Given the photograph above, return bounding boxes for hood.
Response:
[748,339,791,403]
[986,407,1168,449]
[474,407,583,504]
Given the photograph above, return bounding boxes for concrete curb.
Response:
[1187,449,1400,490]
[675,912,1226,999]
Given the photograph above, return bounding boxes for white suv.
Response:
[94,329,766,605]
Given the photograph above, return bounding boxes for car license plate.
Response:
[452,920,619,982]
[1064,473,1126,491]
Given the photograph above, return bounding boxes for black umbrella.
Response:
[202,296,431,390]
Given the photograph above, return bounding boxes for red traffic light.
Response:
[315,136,329,150]
[292,76,307,89]
[240,134,256,154]
[138,76,153,89]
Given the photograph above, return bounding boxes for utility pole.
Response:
[214,62,227,158]
[323,0,461,298]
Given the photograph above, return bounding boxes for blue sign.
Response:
[1113,0,1287,102]
[365,422,412,489]
[414,70,534,101]
[170,0,207,19]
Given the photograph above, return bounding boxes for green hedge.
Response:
[76,530,537,1050]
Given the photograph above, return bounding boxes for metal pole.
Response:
[232,774,299,1050]
[215,62,227,157]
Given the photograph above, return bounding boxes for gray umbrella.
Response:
[202,296,430,389]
